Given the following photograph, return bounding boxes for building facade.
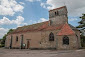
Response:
[5,6,81,50]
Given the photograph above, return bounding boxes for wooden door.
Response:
[27,41,30,49]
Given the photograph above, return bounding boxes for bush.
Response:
[0,44,5,48]
[81,35,85,47]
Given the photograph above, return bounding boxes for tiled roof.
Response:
[10,21,78,35]
[57,22,75,35]
[11,21,64,34]
[11,21,49,34]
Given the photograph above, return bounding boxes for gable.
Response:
[57,22,75,35]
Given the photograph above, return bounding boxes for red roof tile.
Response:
[10,21,64,34]
[57,22,75,35]
[43,24,64,31]
[10,21,77,35]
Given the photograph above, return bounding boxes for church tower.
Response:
[49,6,68,26]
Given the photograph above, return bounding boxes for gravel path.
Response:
[0,48,85,57]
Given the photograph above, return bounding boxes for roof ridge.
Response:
[17,21,49,29]
[49,6,66,11]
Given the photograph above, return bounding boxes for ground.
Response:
[0,48,85,57]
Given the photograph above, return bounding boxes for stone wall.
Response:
[49,6,68,26]
[57,35,79,50]
[5,30,81,50]
[5,30,59,49]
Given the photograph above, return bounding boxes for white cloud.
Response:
[38,18,48,23]
[36,0,41,2]
[26,0,41,2]
[19,2,25,5]
[0,16,27,27]
[41,0,85,16]
[0,28,9,38]
[68,18,78,21]
[26,0,34,2]
[40,3,46,8]
[0,17,47,38]
[28,18,48,24]
[0,0,24,16]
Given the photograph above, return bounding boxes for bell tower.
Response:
[49,6,68,26]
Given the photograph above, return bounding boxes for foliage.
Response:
[80,35,85,47]
[1,29,13,47]
[7,29,14,34]
[0,44,4,48]
[77,14,85,29]
[1,34,7,45]
[76,14,85,47]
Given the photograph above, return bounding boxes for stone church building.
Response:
[5,6,81,50]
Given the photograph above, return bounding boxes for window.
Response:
[49,32,54,41]
[76,35,78,38]
[63,35,69,45]
[50,20,53,25]
[16,36,18,41]
[55,12,56,15]
[21,35,23,49]
[55,11,59,15]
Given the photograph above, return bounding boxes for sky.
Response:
[0,0,85,39]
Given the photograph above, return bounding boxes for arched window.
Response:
[63,35,69,45]
[49,32,54,41]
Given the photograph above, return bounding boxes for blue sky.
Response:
[0,0,85,38]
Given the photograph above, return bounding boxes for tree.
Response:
[76,14,85,29]
[76,14,85,47]
[1,29,13,47]
[7,29,14,34]
[1,34,7,47]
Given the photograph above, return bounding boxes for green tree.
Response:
[77,14,85,29]
[1,34,7,47]
[1,29,13,47]
[7,29,13,34]
[76,14,85,47]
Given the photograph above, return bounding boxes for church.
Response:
[5,6,81,50]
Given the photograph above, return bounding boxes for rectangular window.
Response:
[16,36,18,41]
